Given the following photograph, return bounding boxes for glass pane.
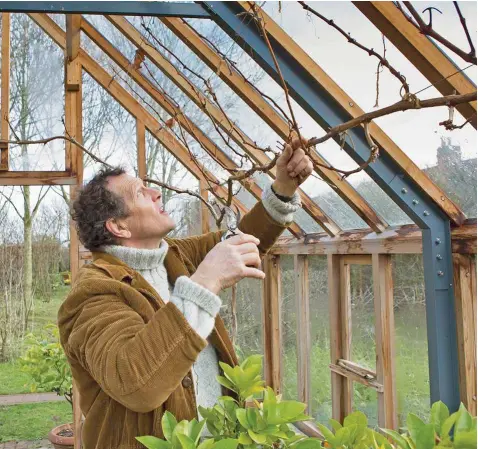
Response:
[392,254,430,426]
[350,264,375,370]
[354,384,378,428]
[280,255,298,400]
[309,255,331,422]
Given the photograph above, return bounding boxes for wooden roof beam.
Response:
[235,2,466,226]
[27,13,272,235]
[106,15,341,237]
[354,2,477,128]
[161,17,387,233]
[79,17,305,237]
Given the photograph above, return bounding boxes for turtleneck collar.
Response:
[101,240,169,271]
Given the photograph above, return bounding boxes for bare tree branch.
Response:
[453,1,476,60]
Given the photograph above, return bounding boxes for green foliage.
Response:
[18,324,72,403]
[382,402,476,449]
[316,411,391,449]
[138,355,321,449]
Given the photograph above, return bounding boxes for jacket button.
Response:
[182,376,193,388]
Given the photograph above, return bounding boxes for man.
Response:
[59,137,313,449]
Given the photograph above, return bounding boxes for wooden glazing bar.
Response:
[136,119,146,179]
[0,12,10,171]
[372,254,397,429]
[294,255,311,411]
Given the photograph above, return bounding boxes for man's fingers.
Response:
[290,158,309,177]
[236,242,260,255]
[287,149,306,172]
[242,266,266,280]
[241,252,261,269]
[227,233,260,246]
[290,135,308,151]
[279,143,293,163]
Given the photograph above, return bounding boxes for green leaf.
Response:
[344,411,368,429]
[329,419,342,433]
[162,412,178,442]
[136,436,172,449]
[407,414,427,443]
[380,429,411,449]
[188,420,206,444]
[317,423,336,447]
[198,439,215,449]
[441,412,459,439]
[247,430,267,444]
[238,432,253,445]
[334,427,351,447]
[213,439,239,449]
[177,434,195,449]
[236,408,250,429]
[293,439,323,449]
[455,404,473,436]
[414,423,435,449]
[431,401,449,435]
[217,376,235,392]
[454,429,477,449]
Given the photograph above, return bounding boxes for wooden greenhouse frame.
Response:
[0,2,475,447]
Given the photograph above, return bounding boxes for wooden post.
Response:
[372,254,397,429]
[199,179,210,234]
[295,255,311,411]
[327,255,352,422]
[137,119,146,179]
[453,254,477,415]
[66,15,83,448]
[0,12,10,171]
[263,254,282,393]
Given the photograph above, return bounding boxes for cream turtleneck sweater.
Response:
[101,184,301,411]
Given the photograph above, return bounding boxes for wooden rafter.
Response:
[106,15,341,237]
[79,17,305,237]
[271,220,477,255]
[236,2,467,227]
[162,17,387,233]
[0,171,76,185]
[29,13,252,227]
[355,2,477,129]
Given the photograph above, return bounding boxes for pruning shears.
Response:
[221,205,242,241]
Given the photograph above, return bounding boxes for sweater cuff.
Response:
[261,183,301,225]
[173,276,222,317]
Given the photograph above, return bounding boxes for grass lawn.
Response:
[0,401,72,442]
[0,285,70,396]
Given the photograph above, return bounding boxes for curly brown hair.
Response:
[72,167,130,251]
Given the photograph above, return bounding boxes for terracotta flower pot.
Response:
[48,423,74,449]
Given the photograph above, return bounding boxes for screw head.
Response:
[423,211,430,216]
[436,254,443,260]
[437,271,445,277]
[401,188,408,194]
[412,199,419,205]
[435,238,441,245]
[349,102,354,107]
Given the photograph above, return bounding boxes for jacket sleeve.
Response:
[65,287,207,413]
[171,201,288,269]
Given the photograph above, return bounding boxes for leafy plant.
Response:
[19,324,72,406]
[382,401,477,449]
[316,411,391,449]
[137,355,321,449]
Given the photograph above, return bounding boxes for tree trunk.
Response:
[23,186,33,332]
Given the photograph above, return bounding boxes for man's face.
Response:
[107,173,175,246]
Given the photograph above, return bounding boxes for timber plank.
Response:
[0,13,10,171]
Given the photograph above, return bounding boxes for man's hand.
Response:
[190,233,264,294]
[273,134,314,198]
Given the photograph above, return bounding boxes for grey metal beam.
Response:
[200,1,460,411]
[0,2,211,18]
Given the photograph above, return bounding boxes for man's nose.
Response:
[151,188,161,202]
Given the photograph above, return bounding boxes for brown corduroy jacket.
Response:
[58,201,288,449]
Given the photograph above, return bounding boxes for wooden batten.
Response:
[136,119,146,179]
[453,253,477,415]
[263,254,282,393]
[199,179,210,234]
[0,12,10,171]
[372,254,397,429]
[0,170,77,185]
[328,255,353,422]
[294,255,311,411]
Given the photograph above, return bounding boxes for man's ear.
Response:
[105,218,131,240]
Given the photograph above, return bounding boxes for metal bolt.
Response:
[423,211,430,216]
[401,188,408,194]
[436,254,443,260]
[435,238,441,245]
[349,102,354,107]
[412,199,419,205]
[437,271,444,277]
